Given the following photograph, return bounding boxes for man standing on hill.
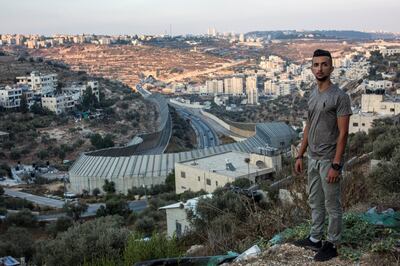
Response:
[294,49,352,261]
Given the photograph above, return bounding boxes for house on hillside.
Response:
[159,194,212,238]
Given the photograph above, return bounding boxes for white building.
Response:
[159,194,212,238]
[361,94,400,115]
[264,80,295,97]
[380,47,400,57]
[366,80,393,90]
[0,85,33,109]
[224,76,244,95]
[259,55,286,73]
[62,81,100,102]
[175,151,281,194]
[41,93,75,114]
[205,79,224,95]
[350,112,387,134]
[16,71,57,95]
[246,76,258,105]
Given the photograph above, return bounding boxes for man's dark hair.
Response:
[313,49,332,59]
[312,49,332,65]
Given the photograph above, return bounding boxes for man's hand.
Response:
[295,158,303,175]
[327,168,340,183]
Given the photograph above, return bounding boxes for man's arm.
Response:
[327,115,350,183]
[333,115,350,164]
[295,123,309,174]
[298,123,309,158]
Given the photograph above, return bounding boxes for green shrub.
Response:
[35,216,129,266]
[6,209,37,227]
[123,233,183,265]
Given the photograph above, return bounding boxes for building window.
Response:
[198,176,200,181]
[390,108,395,112]
[353,123,359,127]
[216,181,218,186]
[206,179,211,185]
[362,123,365,126]
[181,171,186,178]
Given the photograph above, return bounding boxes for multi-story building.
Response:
[259,55,286,73]
[366,80,393,90]
[349,112,387,134]
[63,81,100,102]
[205,79,223,95]
[379,47,400,57]
[246,76,258,105]
[264,80,294,97]
[175,151,281,194]
[16,71,57,95]
[0,85,33,109]
[41,93,75,114]
[223,76,244,95]
[361,94,400,115]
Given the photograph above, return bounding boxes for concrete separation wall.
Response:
[169,99,204,109]
[200,110,255,138]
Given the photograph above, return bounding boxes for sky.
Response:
[1,0,399,35]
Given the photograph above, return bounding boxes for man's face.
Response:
[311,56,334,82]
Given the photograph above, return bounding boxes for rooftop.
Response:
[178,151,272,178]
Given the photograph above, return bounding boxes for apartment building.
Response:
[41,93,75,114]
[264,80,295,97]
[16,71,57,94]
[205,79,223,95]
[349,112,387,134]
[259,55,286,73]
[366,80,393,90]
[0,85,33,109]
[246,76,258,105]
[223,76,244,95]
[175,151,281,194]
[361,94,400,115]
[62,81,100,102]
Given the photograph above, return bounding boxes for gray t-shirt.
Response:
[307,84,352,160]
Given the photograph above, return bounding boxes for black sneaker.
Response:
[293,236,322,251]
[314,241,338,261]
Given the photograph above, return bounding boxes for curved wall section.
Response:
[69,122,297,194]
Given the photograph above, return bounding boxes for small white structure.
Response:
[159,194,212,238]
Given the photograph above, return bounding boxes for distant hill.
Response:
[246,30,399,40]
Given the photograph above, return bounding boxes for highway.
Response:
[175,108,219,149]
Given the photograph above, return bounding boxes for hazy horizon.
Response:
[1,0,399,35]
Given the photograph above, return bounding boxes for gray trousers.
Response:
[307,157,342,244]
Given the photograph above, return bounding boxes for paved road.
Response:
[4,189,65,208]
[5,188,148,221]
[175,108,219,148]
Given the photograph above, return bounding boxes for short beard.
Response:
[316,75,329,82]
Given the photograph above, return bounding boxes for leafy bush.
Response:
[6,209,37,227]
[35,216,129,266]
[123,233,183,265]
[134,216,156,235]
[46,216,74,237]
[90,133,114,149]
[96,197,130,218]
[0,226,34,260]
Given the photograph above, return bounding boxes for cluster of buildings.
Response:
[0,71,99,114]
[0,34,153,49]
